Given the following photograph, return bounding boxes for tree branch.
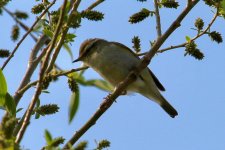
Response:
[15,0,68,144]
[154,0,162,37]
[1,0,56,70]
[86,0,105,10]
[63,0,200,148]
[14,35,49,105]
[138,8,219,56]
[17,66,89,97]
[13,66,88,136]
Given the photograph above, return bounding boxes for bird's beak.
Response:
[72,57,81,63]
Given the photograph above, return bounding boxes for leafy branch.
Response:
[15,0,69,143]
[137,8,220,56]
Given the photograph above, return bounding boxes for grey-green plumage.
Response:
[74,38,178,118]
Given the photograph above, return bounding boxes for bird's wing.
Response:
[111,42,140,59]
[148,69,165,91]
[111,41,166,91]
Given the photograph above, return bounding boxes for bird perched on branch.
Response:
[73,38,178,118]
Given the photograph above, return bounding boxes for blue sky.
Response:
[1,0,225,150]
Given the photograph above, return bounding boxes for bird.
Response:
[73,38,178,118]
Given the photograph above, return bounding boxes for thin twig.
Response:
[192,9,219,41]
[137,8,219,56]
[158,43,185,53]
[17,66,89,96]
[86,0,105,10]
[1,0,56,70]
[154,0,162,37]
[15,0,68,144]
[2,7,38,41]
[138,43,185,56]
[63,0,200,148]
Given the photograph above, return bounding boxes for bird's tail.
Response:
[159,95,178,118]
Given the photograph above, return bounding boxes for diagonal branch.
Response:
[1,0,56,70]
[15,0,68,144]
[86,0,105,10]
[14,35,49,105]
[46,0,82,73]
[3,7,38,41]
[63,0,200,148]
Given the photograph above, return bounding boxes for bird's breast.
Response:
[86,46,140,86]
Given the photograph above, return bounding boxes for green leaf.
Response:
[5,93,16,116]
[35,113,40,119]
[0,69,7,106]
[69,91,79,123]
[65,33,76,43]
[185,36,191,42]
[63,43,74,61]
[69,72,86,84]
[43,28,53,38]
[45,129,53,144]
[222,0,225,9]
[86,79,114,92]
[16,108,23,113]
[42,90,50,94]
[220,0,225,18]
[35,98,41,119]
[65,0,72,13]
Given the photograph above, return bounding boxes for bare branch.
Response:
[154,0,162,37]
[86,0,105,11]
[63,0,200,148]
[14,35,49,105]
